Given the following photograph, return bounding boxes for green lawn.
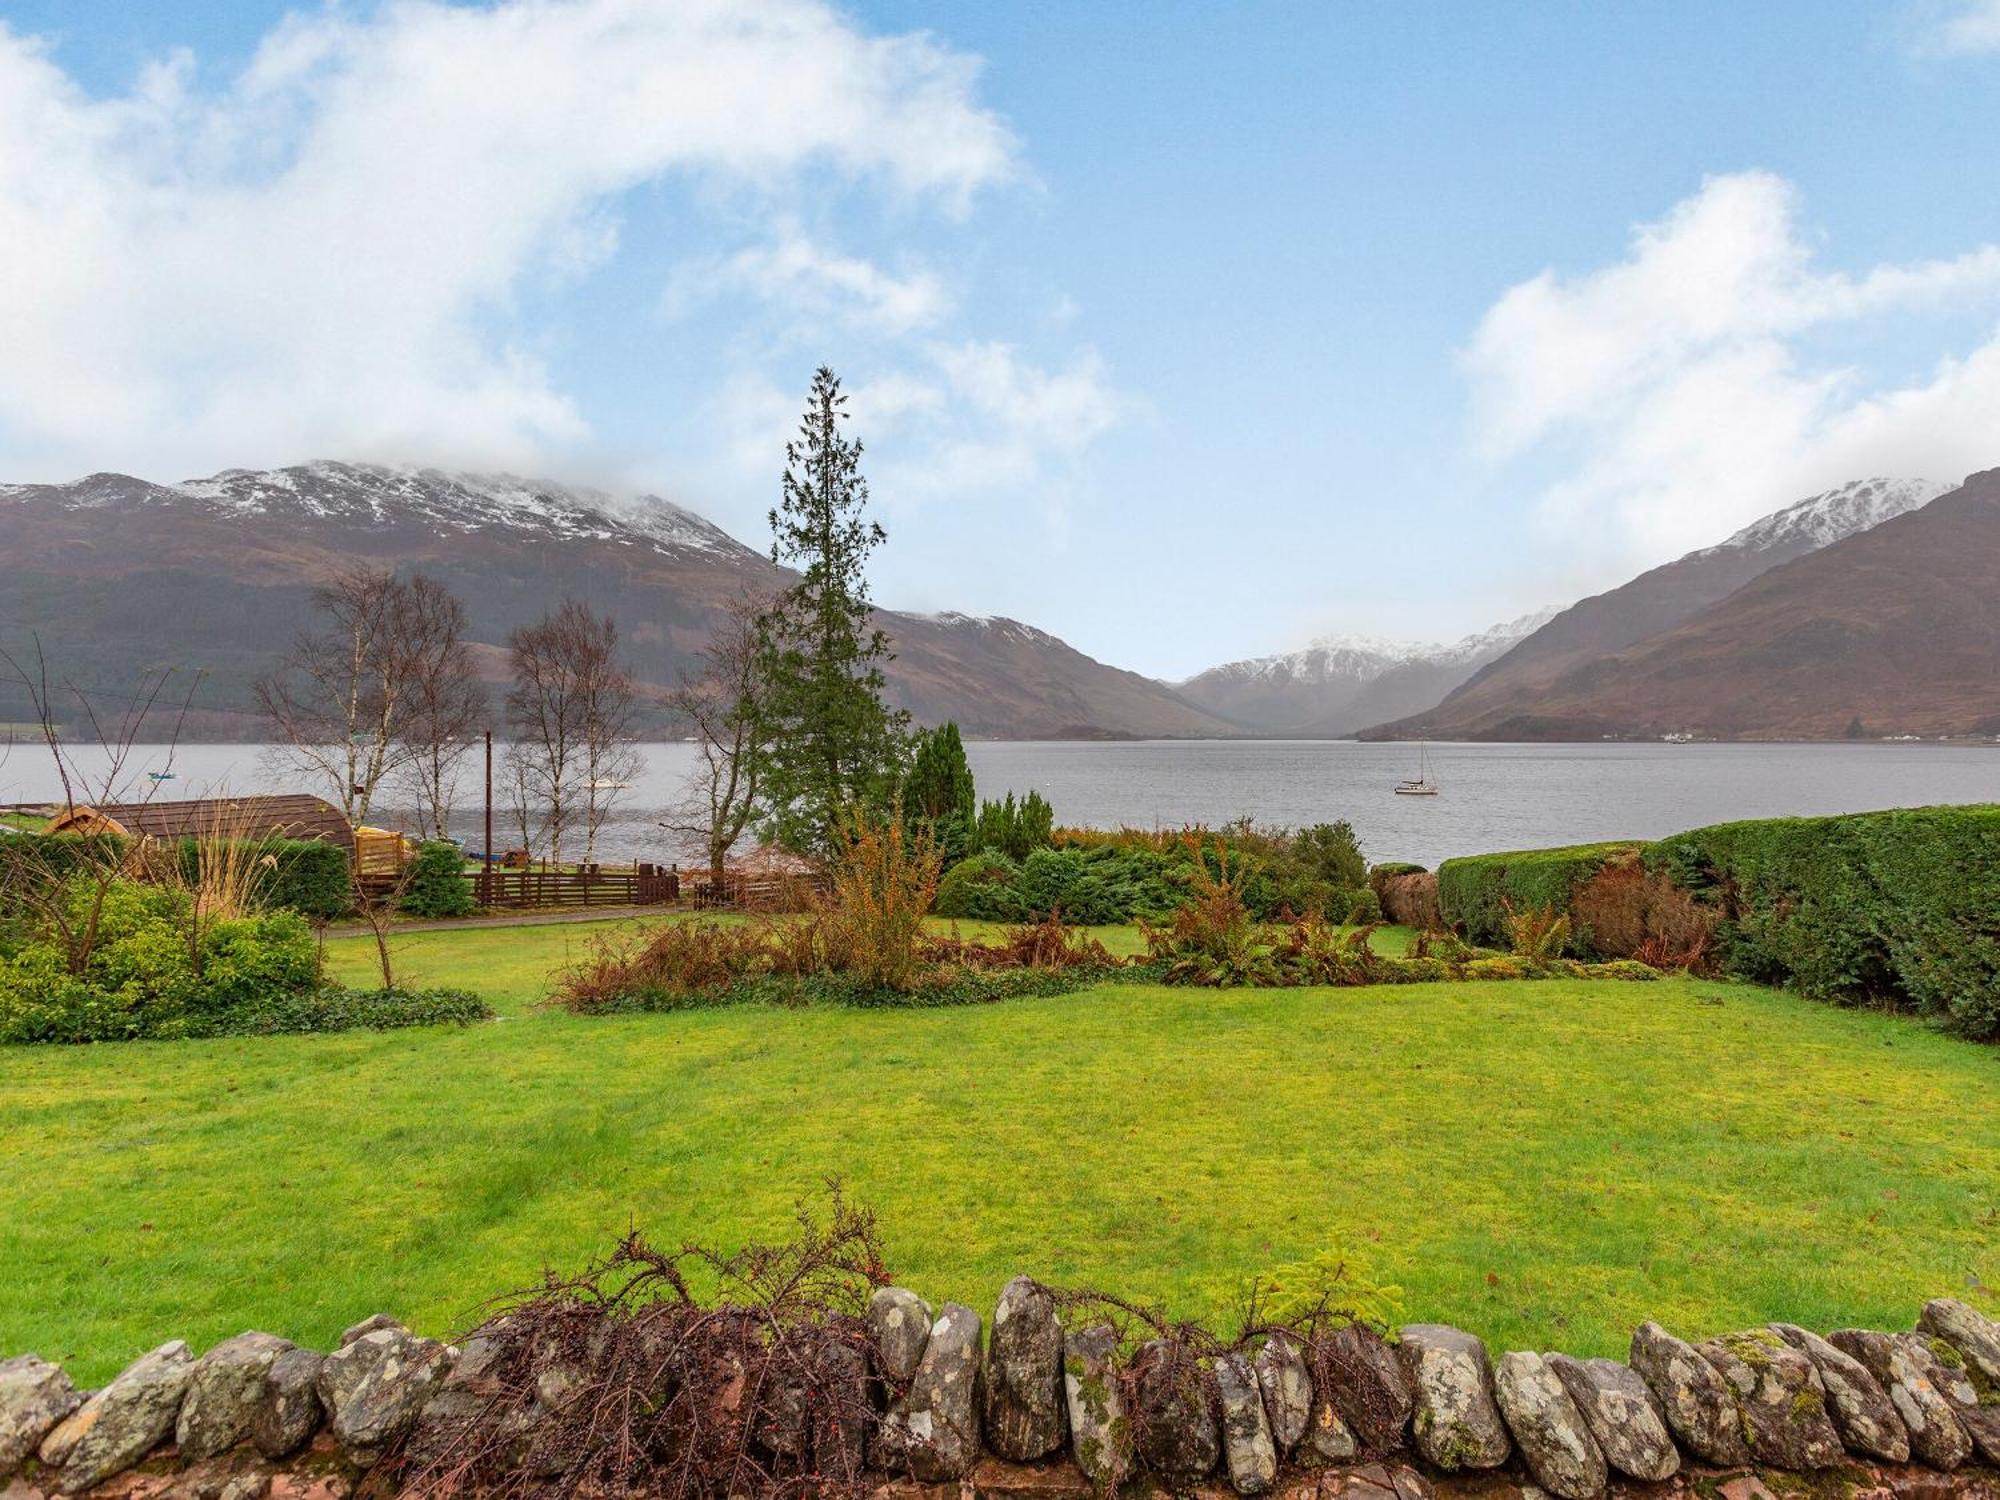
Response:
[2,916,1995,1383]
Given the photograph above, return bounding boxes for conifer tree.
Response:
[902,721,977,864]
[754,367,909,855]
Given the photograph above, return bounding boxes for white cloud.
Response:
[703,342,1128,539]
[0,0,1017,481]
[1463,171,2000,558]
[1911,0,2000,56]
[673,224,952,335]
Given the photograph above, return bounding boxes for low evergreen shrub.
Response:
[400,841,476,918]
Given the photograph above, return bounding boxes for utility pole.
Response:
[482,729,493,906]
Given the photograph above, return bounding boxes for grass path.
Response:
[4,938,1995,1381]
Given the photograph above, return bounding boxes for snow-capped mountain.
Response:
[9,460,747,557]
[1696,477,1948,559]
[0,462,1237,741]
[1363,474,1963,741]
[1176,607,1560,735]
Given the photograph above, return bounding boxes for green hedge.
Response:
[170,838,352,919]
[1648,805,2000,1040]
[1436,841,1645,947]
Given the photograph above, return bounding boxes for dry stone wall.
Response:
[2,1292,1998,1500]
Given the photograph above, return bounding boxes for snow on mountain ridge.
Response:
[1698,477,1949,559]
[35,460,751,558]
[1188,608,1559,688]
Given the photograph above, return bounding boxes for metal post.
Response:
[482,729,493,907]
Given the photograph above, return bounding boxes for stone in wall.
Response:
[1321,1323,1413,1453]
[1696,1329,1843,1471]
[868,1288,932,1386]
[1397,1324,1509,1472]
[982,1277,1065,1462]
[1827,1329,1973,1473]
[1628,1320,1750,1467]
[1215,1351,1277,1496]
[313,1320,452,1469]
[1921,1298,2000,1386]
[39,1340,193,1495]
[886,1302,983,1483]
[1545,1353,1678,1482]
[0,1356,81,1480]
[1252,1333,1313,1457]
[1490,1350,1605,1500]
[1769,1322,1909,1462]
[250,1348,325,1461]
[176,1332,294,1462]
[1061,1323,1130,1492]
[1132,1338,1220,1488]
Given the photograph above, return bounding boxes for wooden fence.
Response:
[474,862,680,909]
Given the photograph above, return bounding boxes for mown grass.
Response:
[1,917,1994,1384]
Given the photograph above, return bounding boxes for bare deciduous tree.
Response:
[662,594,767,882]
[504,599,634,866]
[393,576,486,840]
[258,566,411,827]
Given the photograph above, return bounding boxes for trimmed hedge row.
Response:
[1435,840,1643,947]
[1648,804,2000,1041]
[0,832,354,918]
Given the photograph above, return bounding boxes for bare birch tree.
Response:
[392,576,486,840]
[258,566,413,827]
[662,595,767,881]
[504,600,638,867]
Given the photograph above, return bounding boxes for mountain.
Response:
[1176,609,1558,735]
[0,462,1235,741]
[1363,472,1998,741]
[1362,476,1952,740]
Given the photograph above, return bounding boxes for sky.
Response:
[4,0,2000,680]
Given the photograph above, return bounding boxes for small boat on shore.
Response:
[1394,742,1440,796]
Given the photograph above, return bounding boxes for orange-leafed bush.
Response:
[1571,861,1719,971]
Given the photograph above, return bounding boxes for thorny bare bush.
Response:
[1571,861,1719,971]
[1044,1241,1408,1493]
[400,1187,894,1500]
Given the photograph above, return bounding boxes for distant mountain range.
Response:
[0,462,1233,741]
[1359,474,1999,741]
[1173,609,1559,735]
[0,461,1989,745]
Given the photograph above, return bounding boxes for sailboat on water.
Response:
[1394,741,1440,796]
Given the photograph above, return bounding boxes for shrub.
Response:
[1570,861,1718,969]
[974,790,1055,861]
[1436,841,1645,948]
[1375,870,1440,930]
[813,810,940,992]
[1343,887,1384,926]
[1504,905,1571,963]
[400,841,476,918]
[258,839,353,919]
[901,722,977,865]
[1139,839,1268,985]
[0,877,482,1043]
[932,849,1021,920]
[1648,804,2000,1039]
[1293,821,1368,890]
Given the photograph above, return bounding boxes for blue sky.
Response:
[5,1,2000,678]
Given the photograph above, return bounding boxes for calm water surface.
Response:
[5,740,1994,869]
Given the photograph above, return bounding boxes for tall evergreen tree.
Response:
[754,367,909,855]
